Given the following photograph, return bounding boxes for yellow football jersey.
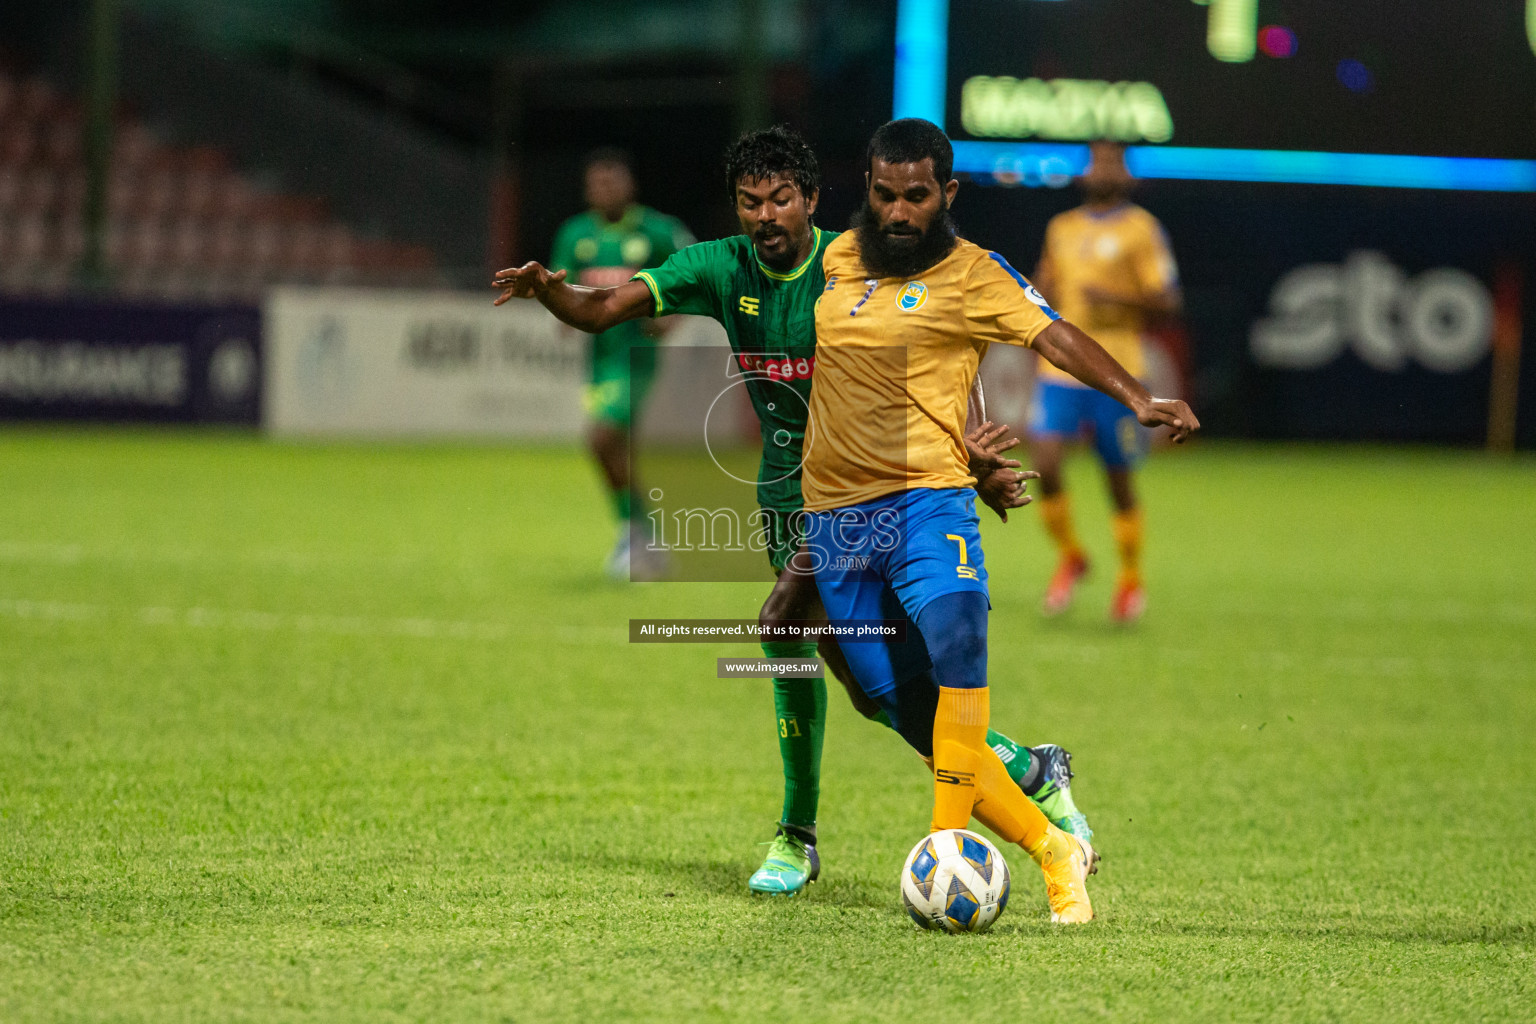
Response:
[1037,203,1178,384]
[802,233,1059,512]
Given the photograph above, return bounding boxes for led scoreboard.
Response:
[894,0,1536,190]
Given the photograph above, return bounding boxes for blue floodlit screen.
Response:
[899,0,1536,189]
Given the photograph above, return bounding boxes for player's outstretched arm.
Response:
[1081,283,1182,320]
[492,262,654,334]
[1033,320,1200,442]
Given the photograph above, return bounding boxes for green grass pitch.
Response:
[1,429,1532,1022]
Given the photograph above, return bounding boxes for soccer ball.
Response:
[900,828,1010,933]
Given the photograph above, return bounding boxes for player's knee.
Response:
[929,629,985,683]
[835,673,884,720]
[1107,471,1137,511]
[586,422,625,456]
[916,592,988,690]
[758,592,792,633]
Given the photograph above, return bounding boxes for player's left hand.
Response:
[966,421,1039,522]
[965,420,1021,473]
[1134,397,1200,443]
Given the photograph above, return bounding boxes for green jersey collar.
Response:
[755,226,822,282]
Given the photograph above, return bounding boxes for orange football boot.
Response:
[1042,552,1089,617]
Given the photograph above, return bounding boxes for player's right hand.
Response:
[975,465,1037,523]
[1134,397,1200,443]
[492,262,567,306]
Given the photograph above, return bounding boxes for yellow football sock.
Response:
[1039,493,1084,560]
[1112,507,1144,588]
[930,686,988,832]
[974,745,1073,866]
[924,723,1071,868]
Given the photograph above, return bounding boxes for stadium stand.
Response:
[0,69,440,300]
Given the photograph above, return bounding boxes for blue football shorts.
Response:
[804,487,988,700]
[1029,379,1147,469]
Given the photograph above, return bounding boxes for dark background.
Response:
[0,0,1532,446]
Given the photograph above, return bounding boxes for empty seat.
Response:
[11,212,51,265]
[246,219,285,269]
[17,79,62,122]
[206,218,246,269]
[0,73,436,301]
[0,168,22,212]
[166,217,207,267]
[139,169,181,220]
[19,167,60,215]
[41,119,82,167]
[0,124,38,166]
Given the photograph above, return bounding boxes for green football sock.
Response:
[765,641,825,833]
[610,488,633,521]
[862,698,1030,787]
[985,729,1033,788]
[863,699,1033,791]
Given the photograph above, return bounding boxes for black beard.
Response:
[852,200,958,279]
[752,228,796,272]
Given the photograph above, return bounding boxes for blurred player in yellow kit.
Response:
[1030,141,1183,623]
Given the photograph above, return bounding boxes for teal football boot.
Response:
[747,827,821,895]
[1026,745,1097,862]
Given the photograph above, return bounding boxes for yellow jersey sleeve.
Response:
[1129,214,1180,298]
[963,251,1061,349]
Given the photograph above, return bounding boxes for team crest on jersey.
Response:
[621,235,652,265]
[574,238,598,263]
[896,280,929,311]
[1024,284,1053,311]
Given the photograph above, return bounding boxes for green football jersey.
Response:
[549,205,694,374]
[634,226,837,513]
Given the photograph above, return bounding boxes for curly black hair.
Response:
[722,125,820,201]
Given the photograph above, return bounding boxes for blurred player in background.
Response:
[495,127,1096,898]
[804,119,1197,922]
[1029,140,1183,622]
[549,148,695,578]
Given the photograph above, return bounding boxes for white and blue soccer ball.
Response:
[900,828,1010,933]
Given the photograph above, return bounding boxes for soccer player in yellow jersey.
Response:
[1030,141,1183,622]
[802,120,1197,923]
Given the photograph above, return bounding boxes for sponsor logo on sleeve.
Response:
[1024,284,1054,312]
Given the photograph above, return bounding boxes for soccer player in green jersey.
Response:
[495,126,1092,895]
[548,148,695,578]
